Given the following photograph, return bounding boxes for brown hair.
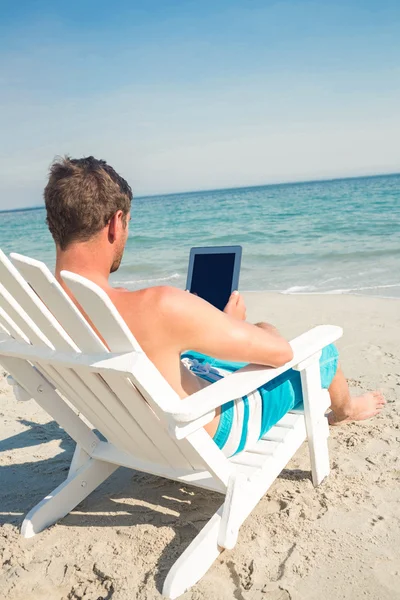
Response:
[44,156,132,250]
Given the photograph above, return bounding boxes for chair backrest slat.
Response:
[0,282,52,347]
[0,250,77,351]
[0,306,29,342]
[60,269,143,352]
[10,253,106,353]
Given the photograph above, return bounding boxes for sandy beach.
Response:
[1,291,399,600]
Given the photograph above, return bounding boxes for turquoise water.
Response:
[1,174,400,298]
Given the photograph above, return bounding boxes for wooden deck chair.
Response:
[0,249,342,599]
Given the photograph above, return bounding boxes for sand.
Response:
[1,292,399,600]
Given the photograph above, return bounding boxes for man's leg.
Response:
[327,363,385,425]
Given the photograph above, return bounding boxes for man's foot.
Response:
[328,391,386,425]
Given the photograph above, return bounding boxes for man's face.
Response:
[110,211,130,273]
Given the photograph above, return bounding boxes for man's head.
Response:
[44,156,132,272]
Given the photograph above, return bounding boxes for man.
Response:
[44,156,385,456]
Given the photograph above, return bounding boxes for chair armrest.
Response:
[168,325,342,423]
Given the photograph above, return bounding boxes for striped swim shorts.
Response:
[181,343,339,458]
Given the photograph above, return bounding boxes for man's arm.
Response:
[159,287,293,367]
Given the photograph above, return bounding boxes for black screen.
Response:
[190,253,235,311]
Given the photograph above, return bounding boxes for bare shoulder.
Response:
[107,285,195,356]
[108,285,190,322]
[153,286,194,312]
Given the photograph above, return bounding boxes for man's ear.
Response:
[108,210,125,243]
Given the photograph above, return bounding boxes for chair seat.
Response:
[229,412,307,473]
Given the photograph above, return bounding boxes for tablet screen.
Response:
[190,252,236,311]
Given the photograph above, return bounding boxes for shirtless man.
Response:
[44,156,385,452]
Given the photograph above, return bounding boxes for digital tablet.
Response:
[186,245,242,311]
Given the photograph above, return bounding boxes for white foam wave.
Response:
[280,282,400,296]
[281,285,316,294]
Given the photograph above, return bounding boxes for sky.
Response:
[1,0,400,210]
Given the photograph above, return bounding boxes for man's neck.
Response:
[55,243,111,290]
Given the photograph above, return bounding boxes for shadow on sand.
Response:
[0,419,310,593]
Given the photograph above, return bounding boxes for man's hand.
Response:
[223,291,246,321]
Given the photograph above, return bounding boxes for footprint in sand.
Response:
[369,515,385,527]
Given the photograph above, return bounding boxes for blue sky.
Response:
[1,0,399,209]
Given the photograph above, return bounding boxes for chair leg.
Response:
[218,472,247,550]
[299,362,331,486]
[307,412,330,486]
[21,457,118,538]
[162,506,224,600]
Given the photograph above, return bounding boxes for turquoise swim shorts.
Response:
[181,343,339,456]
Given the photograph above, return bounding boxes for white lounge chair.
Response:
[0,249,342,599]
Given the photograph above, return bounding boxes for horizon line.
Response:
[1,170,399,213]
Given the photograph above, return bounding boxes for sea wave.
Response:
[281,285,317,294]
[246,247,400,262]
[280,282,400,296]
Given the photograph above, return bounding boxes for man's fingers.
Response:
[234,292,244,307]
[224,291,246,319]
[226,291,238,305]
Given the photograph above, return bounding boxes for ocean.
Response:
[1,174,399,298]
